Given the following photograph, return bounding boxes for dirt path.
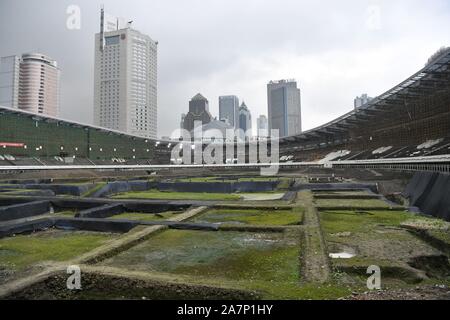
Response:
[298,191,331,283]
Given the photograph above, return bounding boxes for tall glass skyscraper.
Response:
[219,95,239,129]
[267,80,301,137]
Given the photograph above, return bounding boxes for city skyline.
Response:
[1,0,450,138]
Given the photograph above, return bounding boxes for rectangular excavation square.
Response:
[108,211,184,222]
[0,229,119,285]
[315,198,392,208]
[191,208,303,226]
[102,229,302,298]
[320,210,446,284]
[112,190,243,201]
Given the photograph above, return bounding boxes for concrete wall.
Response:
[0,200,50,221]
[156,181,278,193]
[403,172,450,221]
[91,181,152,198]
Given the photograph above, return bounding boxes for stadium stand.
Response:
[0,48,449,168]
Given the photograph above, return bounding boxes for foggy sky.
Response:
[1,0,449,138]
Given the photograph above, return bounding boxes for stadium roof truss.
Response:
[279,48,450,144]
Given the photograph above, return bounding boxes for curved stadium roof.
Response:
[280,48,450,143]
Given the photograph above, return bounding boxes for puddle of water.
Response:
[329,246,356,259]
[329,252,355,259]
[240,193,284,201]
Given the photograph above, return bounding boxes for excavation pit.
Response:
[320,210,446,285]
[101,229,303,298]
[191,208,303,226]
[0,228,118,285]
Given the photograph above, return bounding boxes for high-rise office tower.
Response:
[267,79,301,137]
[257,114,268,137]
[0,53,60,117]
[0,56,20,109]
[94,9,158,139]
[238,102,252,141]
[219,95,239,129]
[182,93,212,132]
[354,93,373,109]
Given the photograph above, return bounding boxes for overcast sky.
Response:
[1,0,449,138]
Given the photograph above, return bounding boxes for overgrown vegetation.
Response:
[112,190,242,200]
[81,182,106,197]
[315,198,394,208]
[193,208,304,226]
[102,229,336,299]
[109,211,182,221]
[0,229,117,270]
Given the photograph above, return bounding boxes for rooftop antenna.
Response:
[100,5,105,52]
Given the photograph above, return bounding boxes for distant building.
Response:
[354,94,373,109]
[238,102,252,141]
[219,95,239,129]
[0,53,60,117]
[180,113,186,131]
[0,56,20,109]
[192,118,234,142]
[93,8,158,139]
[257,115,269,137]
[267,79,301,137]
[182,93,213,132]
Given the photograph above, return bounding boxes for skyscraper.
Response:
[94,9,158,139]
[219,95,239,129]
[257,115,268,137]
[354,93,373,109]
[0,53,60,117]
[238,102,252,141]
[267,79,301,137]
[182,93,213,132]
[0,56,20,109]
[180,113,186,131]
